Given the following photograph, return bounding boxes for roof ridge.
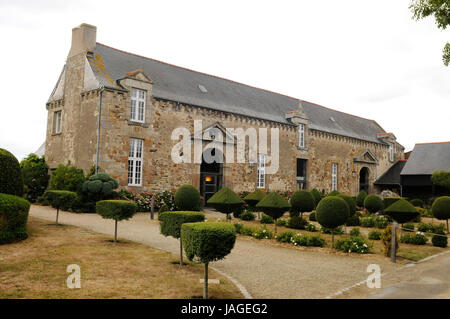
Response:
[96,42,300,103]
[416,141,450,145]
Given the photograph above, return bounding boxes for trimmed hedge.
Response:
[0,193,30,244]
[400,233,428,245]
[96,200,137,221]
[356,190,367,207]
[207,187,244,219]
[384,199,419,224]
[159,211,205,239]
[174,184,201,211]
[290,190,315,217]
[364,195,383,214]
[181,222,236,263]
[432,229,448,248]
[0,148,24,196]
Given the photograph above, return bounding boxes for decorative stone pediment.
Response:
[192,122,235,144]
[117,69,153,93]
[124,69,153,84]
[285,101,308,125]
[354,149,378,164]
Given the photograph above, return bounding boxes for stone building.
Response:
[45,24,404,201]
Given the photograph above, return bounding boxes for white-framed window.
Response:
[128,138,143,186]
[298,123,305,148]
[331,163,338,191]
[130,88,146,123]
[53,111,62,134]
[389,143,394,162]
[257,154,266,189]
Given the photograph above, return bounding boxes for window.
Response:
[128,138,143,186]
[296,158,307,189]
[130,88,146,123]
[257,154,266,189]
[53,111,62,134]
[298,124,305,148]
[331,163,338,191]
[389,143,394,162]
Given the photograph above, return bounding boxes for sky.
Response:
[0,0,448,161]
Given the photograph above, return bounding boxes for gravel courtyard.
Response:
[30,205,404,298]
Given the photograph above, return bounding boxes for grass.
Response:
[0,217,243,299]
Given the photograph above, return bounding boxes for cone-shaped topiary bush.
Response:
[207,187,244,220]
[174,184,201,211]
[181,222,236,299]
[159,211,205,265]
[96,200,137,242]
[310,188,322,207]
[316,196,349,247]
[256,192,291,234]
[244,189,266,210]
[0,193,30,244]
[431,196,450,232]
[0,148,24,196]
[384,199,419,224]
[290,190,315,218]
[383,197,401,210]
[338,194,356,216]
[356,190,367,207]
[364,194,383,214]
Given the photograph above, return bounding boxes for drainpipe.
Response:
[95,86,105,174]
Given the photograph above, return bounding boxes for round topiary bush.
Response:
[207,187,245,220]
[244,189,266,211]
[290,190,315,218]
[316,196,349,246]
[44,190,79,224]
[0,148,24,196]
[158,211,205,265]
[0,193,30,244]
[384,199,419,224]
[364,194,383,214]
[256,192,291,234]
[96,200,138,242]
[410,198,425,208]
[327,190,340,197]
[431,196,450,232]
[310,188,322,207]
[174,184,201,211]
[338,194,356,216]
[356,190,368,207]
[181,222,236,299]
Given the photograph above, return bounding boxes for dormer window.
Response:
[298,123,305,148]
[130,88,146,123]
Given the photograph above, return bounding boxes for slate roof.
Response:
[374,160,407,185]
[87,43,388,144]
[401,142,450,175]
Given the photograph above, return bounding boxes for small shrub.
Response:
[0,193,30,244]
[240,225,257,236]
[364,195,383,214]
[305,223,317,232]
[276,218,288,227]
[291,233,308,246]
[400,233,428,245]
[233,222,243,234]
[240,210,256,221]
[252,226,274,239]
[410,198,425,208]
[276,231,295,243]
[96,200,138,242]
[381,225,398,257]
[309,211,316,221]
[335,236,371,254]
[159,204,169,213]
[321,226,344,235]
[375,216,389,229]
[431,230,448,248]
[403,223,415,232]
[349,227,361,237]
[356,190,367,207]
[49,163,85,193]
[0,148,24,196]
[307,235,326,247]
[368,230,381,240]
[346,215,360,226]
[20,153,50,202]
[360,216,376,228]
[288,216,308,230]
[260,214,274,224]
[417,223,445,234]
[174,184,201,211]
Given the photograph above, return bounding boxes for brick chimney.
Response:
[68,23,97,58]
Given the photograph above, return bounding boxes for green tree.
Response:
[431,170,450,189]
[49,163,85,193]
[20,154,50,202]
[410,0,450,66]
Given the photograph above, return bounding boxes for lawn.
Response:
[0,217,243,299]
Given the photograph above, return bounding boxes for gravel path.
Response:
[30,205,401,298]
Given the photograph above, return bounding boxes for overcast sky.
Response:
[0,0,448,161]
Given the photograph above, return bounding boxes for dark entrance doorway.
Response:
[359,167,370,192]
[200,148,223,206]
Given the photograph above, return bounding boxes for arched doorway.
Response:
[359,167,370,192]
[200,148,223,205]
